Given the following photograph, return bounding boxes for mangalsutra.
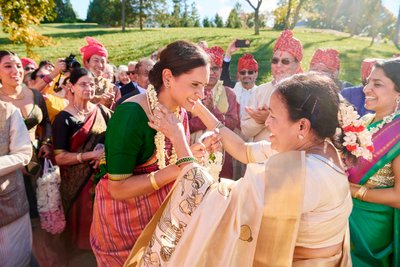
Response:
[0,88,25,100]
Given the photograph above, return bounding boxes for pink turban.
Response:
[21,58,38,69]
[205,46,224,68]
[238,53,258,71]
[310,48,340,71]
[80,37,108,66]
[274,30,303,62]
[361,58,380,81]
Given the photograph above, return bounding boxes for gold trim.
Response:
[53,149,66,155]
[108,173,132,181]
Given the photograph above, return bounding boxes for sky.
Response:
[70,0,398,22]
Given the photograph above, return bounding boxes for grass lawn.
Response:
[0,23,398,85]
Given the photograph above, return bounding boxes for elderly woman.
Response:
[0,101,32,267]
[126,72,360,266]
[53,68,112,253]
[116,65,130,88]
[348,59,400,266]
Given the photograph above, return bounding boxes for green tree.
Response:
[394,3,400,49]
[191,2,201,27]
[214,13,224,28]
[203,17,211,27]
[170,0,182,27]
[182,0,191,27]
[226,3,242,28]
[0,0,56,58]
[52,0,77,23]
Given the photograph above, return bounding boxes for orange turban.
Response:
[310,48,340,71]
[274,30,303,62]
[80,37,108,66]
[238,53,258,71]
[205,46,224,68]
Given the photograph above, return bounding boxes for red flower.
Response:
[346,144,357,152]
[367,145,374,153]
[354,125,365,132]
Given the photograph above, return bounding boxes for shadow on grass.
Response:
[43,28,153,39]
[302,36,352,49]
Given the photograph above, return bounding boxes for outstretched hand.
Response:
[245,104,269,124]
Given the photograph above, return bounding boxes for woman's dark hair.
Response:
[0,50,17,63]
[148,40,210,92]
[373,59,400,92]
[69,68,92,85]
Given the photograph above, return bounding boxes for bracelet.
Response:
[42,75,53,84]
[175,156,196,167]
[77,153,83,163]
[213,121,226,131]
[354,186,368,201]
[149,172,160,191]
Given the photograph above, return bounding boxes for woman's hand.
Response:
[200,131,222,153]
[148,103,185,143]
[89,147,105,169]
[38,144,52,158]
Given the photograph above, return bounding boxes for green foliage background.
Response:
[0,23,397,85]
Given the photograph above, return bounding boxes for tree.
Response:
[191,2,201,27]
[203,17,211,27]
[394,4,400,49]
[182,0,190,27]
[0,0,56,58]
[52,0,77,23]
[243,0,263,34]
[284,0,293,29]
[226,3,242,28]
[170,0,182,27]
[214,13,224,28]
[290,0,307,29]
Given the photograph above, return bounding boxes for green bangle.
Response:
[175,156,196,167]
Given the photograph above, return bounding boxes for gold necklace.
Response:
[0,88,25,100]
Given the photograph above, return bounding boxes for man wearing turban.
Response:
[341,58,380,116]
[80,37,116,108]
[188,45,240,179]
[309,48,353,90]
[242,30,303,142]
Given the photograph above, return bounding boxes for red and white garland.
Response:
[338,103,373,160]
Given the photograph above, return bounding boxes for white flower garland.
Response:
[338,103,374,160]
[368,110,400,136]
[212,81,224,107]
[147,85,178,169]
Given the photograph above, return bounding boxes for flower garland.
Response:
[368,110,400,136]
[338,103,373,160]
[211,80,224,107]
[147,85,179,169]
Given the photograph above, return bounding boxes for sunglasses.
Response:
[25,66,36,71]
[127,71,135,75]
[271,57,294,65]
[239,70,255,75]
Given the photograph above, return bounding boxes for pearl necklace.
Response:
[369,110,400,136]
[73,103,91,116]
[147,85,179,169]
[0,88,25,100]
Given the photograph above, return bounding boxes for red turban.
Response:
[205,46,224,68]
[361,58,380,81]
[310,48,340,71]
[80,37,108,66]
[21,58,37,69]
[274,30,303,62]
[238,53,258,71]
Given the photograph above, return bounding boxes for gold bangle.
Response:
[361,187,368,201]
[77,153,83,163]
[354,186,368,200]
[149,172,160,191]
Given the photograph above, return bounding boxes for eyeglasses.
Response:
[271,57,295,65]
[239,70,255,75]
[77,82,95,88]
[210,66,220,73]
[39,74,45,79]
[127,71,135,75]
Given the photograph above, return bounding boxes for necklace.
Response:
[0,88,25,100]
[73,103,91,116]
[369,110,400,136]
[147,85,179,169]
